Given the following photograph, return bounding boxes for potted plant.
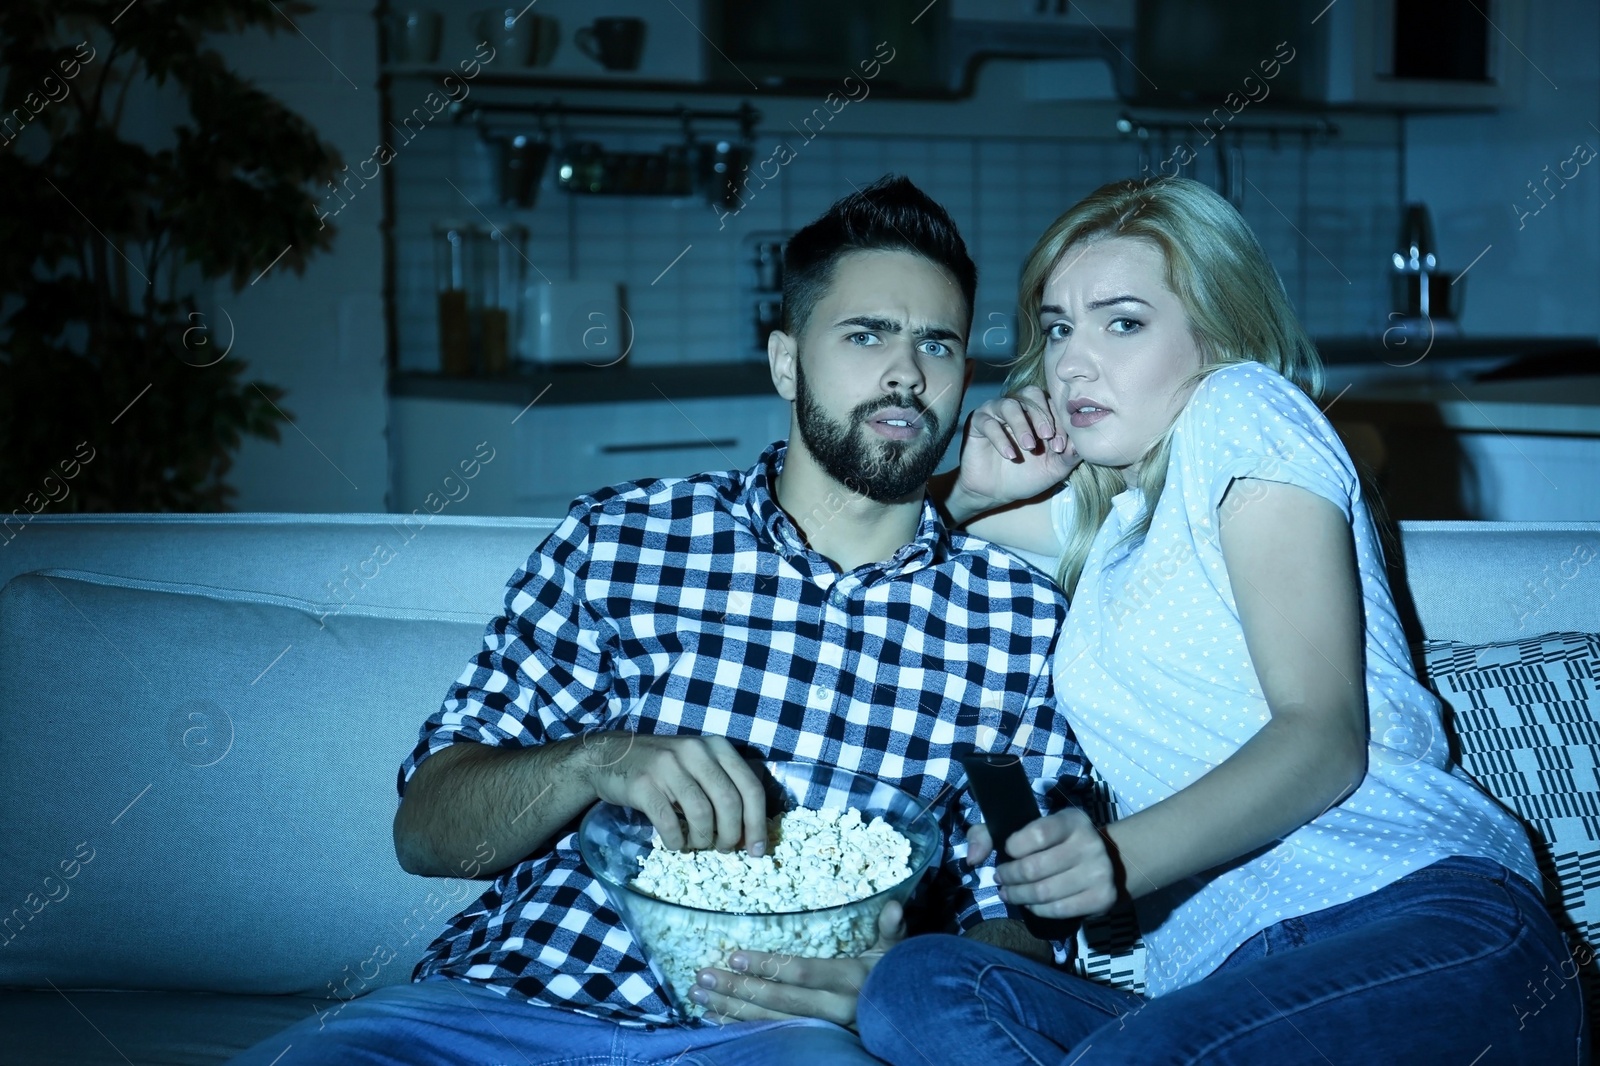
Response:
[0,0,342,515]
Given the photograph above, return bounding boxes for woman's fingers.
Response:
[1000,866,1118,919]
[992,810,1118,917]
[973,412,1017,461]
[966,822,994,866]
[972,392,1061,461]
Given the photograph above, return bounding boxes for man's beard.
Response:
[793,357,959,504]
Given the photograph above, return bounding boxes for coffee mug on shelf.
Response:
[387,8,442,63]
[576,16,646,71]
[495,134,552,207]
[473,8,559,67]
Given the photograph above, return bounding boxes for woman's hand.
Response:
[969,809,1120,921]
[951,388,1079,522]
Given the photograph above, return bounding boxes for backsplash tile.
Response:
[390,118,1400,372]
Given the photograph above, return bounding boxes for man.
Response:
[229,175,1089,1066]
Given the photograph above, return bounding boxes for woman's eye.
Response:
[1044,322,1070,342]
[1109,317,1143,334]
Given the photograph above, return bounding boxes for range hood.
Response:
[702,0,1137,98]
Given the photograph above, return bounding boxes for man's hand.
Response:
[688,902,906,1029]
[969,808,1119,921]
[951,387,1079,521]
[581,733,769,855]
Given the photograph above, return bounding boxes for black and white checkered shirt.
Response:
[399,442,1090,1025]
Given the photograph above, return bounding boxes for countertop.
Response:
[1330,374,1600,436]
[391,336,1597,413]
[389,358,1018,407]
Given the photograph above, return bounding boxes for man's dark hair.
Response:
[780,174,977,340]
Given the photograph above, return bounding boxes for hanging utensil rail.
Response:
[457,100,759,140]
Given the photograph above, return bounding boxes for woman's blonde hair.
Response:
[1008,177,1324,596]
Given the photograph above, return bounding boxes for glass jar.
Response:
[433,222,478,376]
[479,224,527,375]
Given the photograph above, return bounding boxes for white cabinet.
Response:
[390,394,788,519]
[389,378,1014,520]
[1457,433,1600,522]
[511,395,790,518]
[1330,377,1600,523]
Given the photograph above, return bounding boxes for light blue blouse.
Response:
[1051,360,1538,996]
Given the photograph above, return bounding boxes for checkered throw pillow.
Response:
[1422,631,1600,1027]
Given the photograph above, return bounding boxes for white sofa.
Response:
[2,514,1597,1065]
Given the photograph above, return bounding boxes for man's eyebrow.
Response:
[835,315,901,333]
[834,316,963,344]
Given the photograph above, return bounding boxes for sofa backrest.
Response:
[0,515,568,998]
[0,513,565,621]
[6,515,1598,645]
[0,568,495,997]
[1386,521,1599,645]
[1,514,1596,999]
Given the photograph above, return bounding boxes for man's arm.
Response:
[394,735,599,878]
[392,507,770,880]
[396,731,772,878]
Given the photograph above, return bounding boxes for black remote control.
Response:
[960,752,1081,943]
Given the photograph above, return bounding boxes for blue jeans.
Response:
[226,976,879,1066]
[858,856,1589,1065]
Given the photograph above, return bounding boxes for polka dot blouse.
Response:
[1050,360,1538,997]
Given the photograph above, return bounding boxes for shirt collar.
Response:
[741,441,947,579]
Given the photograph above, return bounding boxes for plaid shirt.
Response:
[399,442,1089,1025]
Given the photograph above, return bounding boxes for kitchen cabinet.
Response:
[391,393,787,518]
[1328,374,1600,522]
[389,380,1010,519]
[509,394,792,518]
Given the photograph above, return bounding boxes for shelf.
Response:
[390,360,1019,407]
[1313,335,1594,366]
[382,67,967,101]
[389,339,1595,408]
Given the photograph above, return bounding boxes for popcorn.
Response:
[624,806,913,1018]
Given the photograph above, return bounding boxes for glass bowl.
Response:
[577,759,941,1019]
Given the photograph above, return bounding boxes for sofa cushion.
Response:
[0,569,486,997]
[1422,631,1600,1026]
[0,989,332,1066]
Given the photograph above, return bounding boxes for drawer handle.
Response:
[599,438,738,455]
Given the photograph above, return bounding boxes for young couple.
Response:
[231,176,1585,1065]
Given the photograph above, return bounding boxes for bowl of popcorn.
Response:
[577,758,941,1019]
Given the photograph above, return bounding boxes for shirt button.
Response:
[810,684,832,707]
[829,587,847,608]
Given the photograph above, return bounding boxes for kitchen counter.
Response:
[1333,375,1600,436]
[390,337,1592,408]
[389,359,1019,407]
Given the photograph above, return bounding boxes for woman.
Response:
[859,178,1587,1063]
